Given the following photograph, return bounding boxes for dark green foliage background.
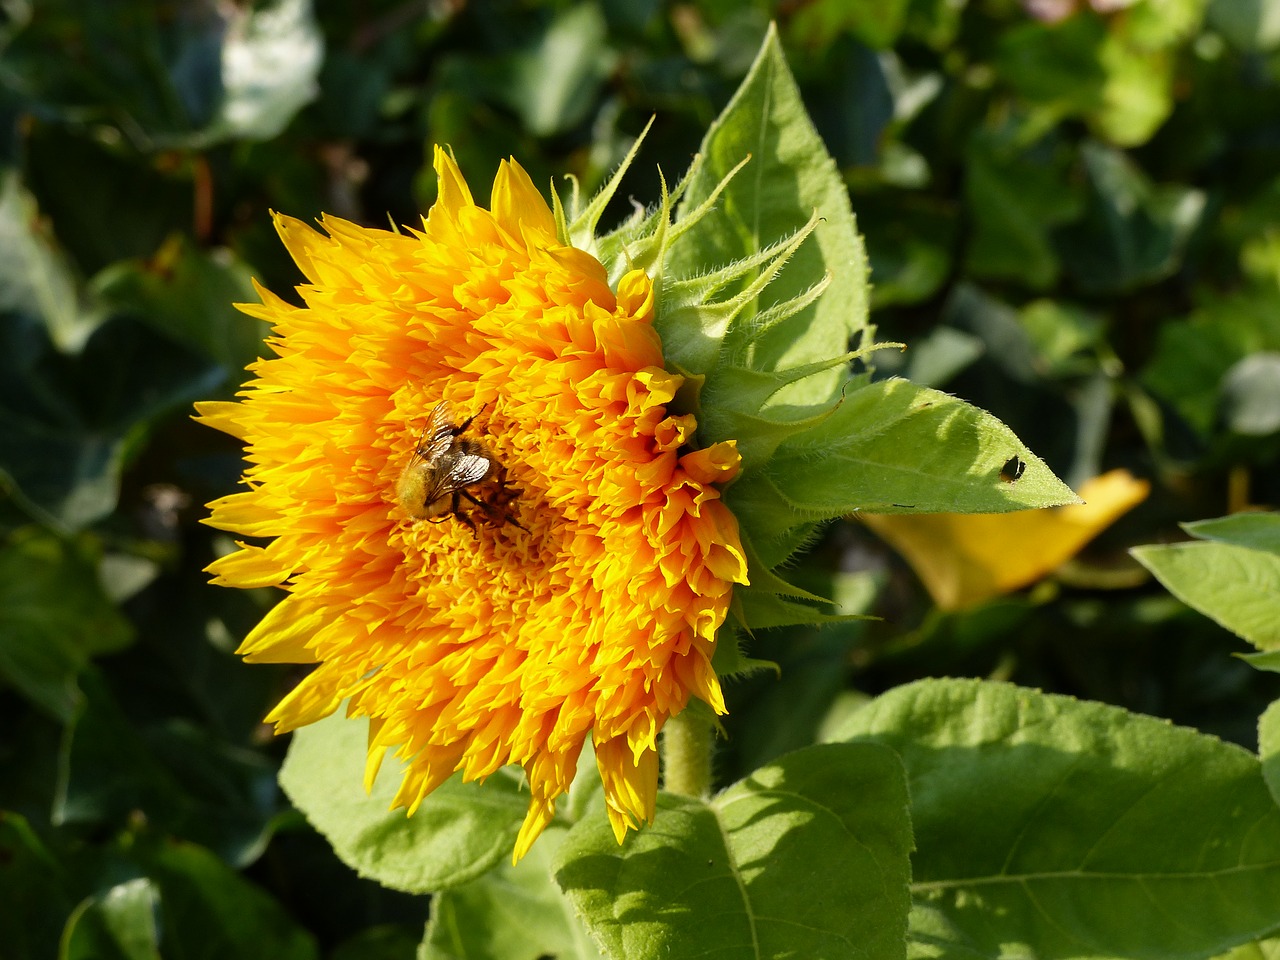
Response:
[1,0,1278,956]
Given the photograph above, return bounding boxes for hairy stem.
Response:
[662,709,713,799]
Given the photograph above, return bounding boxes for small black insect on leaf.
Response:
[1000,456,1026,483]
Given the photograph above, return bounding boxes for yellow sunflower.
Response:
[196,147,749,860]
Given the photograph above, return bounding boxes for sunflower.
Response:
[196,147,749,860]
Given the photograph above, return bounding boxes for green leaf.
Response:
[93,239,263,372]
[0,811,73,960]
[422,826,603,960]
[0,530,132,722]
[0,172,100,351]
[0,313,222,528]
[1209,0,1280,50]
[1140,286,1280,437]
[1261,699,1280,810]
[1214,936,1280,960]
[995,16,1108,116]
[554,743,912,960]
[279,709,529,893]
[1239,651,1280,673]
[762,377,1079,517]
[1121,0,1210,49]
[669,23,870,409]
[1095,34,1174,147]
[197,0,323,145]
[56,670,279,867]
[964,129,1080,289]
[135,839,316,960]
[61,878,162,960]
[1183,513,1280,553]
[832,678,1280,960]
[1052,142,1205,296]
[785,0,910,50]
[1221,354,1280,436]
[1132,540,1280,649]
[505,3,615,138]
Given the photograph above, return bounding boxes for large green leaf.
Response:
[554,743,912,960]
[832,679,1280,960]
[1132,517,1280,649]
[421,826,603,960]
[279,709,528,893]
[668,22,870,409]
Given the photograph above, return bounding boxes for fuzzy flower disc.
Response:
[197,147,748,858]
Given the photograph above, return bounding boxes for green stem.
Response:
[662,709,712,799]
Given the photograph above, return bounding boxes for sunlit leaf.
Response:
[759,377,1080,517]
[833,678,1280,960]
[421,826,603,960]
[1134,513,1280,650]
[279,710,528,893]
[555,743,912,960]
[670,22,871,408]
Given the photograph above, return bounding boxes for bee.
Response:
[395,400,522,536]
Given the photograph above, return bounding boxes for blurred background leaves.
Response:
[1,0,1279,956]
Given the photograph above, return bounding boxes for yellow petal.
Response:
[205,541,293,589]
[595,735,658,844]
[492,158,556,241]
[513,797,556,864]
[236,593,323,663]
[862,469,1150,611]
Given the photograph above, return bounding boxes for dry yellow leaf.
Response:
[860,469,1150,611]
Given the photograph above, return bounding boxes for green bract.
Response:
[559,25,1076,649]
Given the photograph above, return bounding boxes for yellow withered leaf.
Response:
[861,469,1150,611]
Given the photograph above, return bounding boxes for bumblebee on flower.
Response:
[196,145,749,860]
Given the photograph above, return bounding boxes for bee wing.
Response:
[419,400,458,460]
[421,451,493,504]
[446,452,493,488]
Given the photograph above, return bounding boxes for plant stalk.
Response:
[662,709,712,799]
